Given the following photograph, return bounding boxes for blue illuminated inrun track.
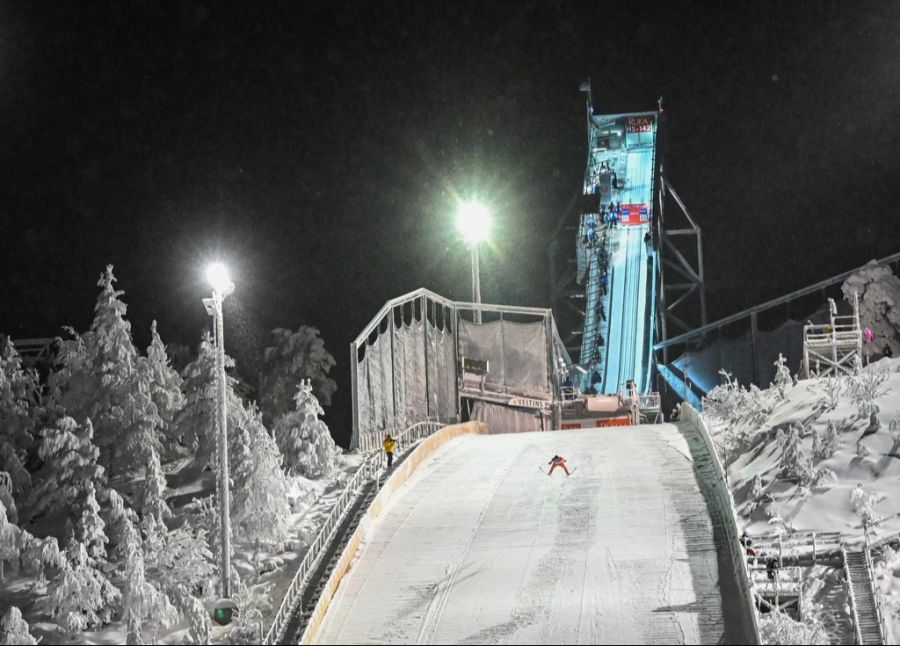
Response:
[576,110,659,395]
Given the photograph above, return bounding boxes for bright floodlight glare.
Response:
[456,200,490,243]
[207,263,232,294]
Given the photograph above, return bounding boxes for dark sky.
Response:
[2,1,899,442]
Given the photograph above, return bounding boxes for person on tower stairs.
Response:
[548,455,571,476]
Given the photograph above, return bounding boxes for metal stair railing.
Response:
[359,419,447,454]
[263,419,445,644]
[863,531,889,644]
[390,420,444,461]
[841,542,865,645]
[263,452,381,644]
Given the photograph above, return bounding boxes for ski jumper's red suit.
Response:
[548,456,570,476]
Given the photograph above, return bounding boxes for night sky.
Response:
[2,1,899,444]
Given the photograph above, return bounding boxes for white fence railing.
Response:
[358,419,447,456]
[680,403,762,644]
[393,420,444,452]
[748,564,803,606]
[263,420,446,645]
[750,530,843,563]
[263,451,381,645]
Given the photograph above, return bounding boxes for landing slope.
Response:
[316,426,750,644]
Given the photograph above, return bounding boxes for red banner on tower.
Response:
[618,203,649,226]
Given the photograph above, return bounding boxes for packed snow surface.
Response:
[316,426,751,644]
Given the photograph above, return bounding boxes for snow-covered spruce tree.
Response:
[181,593,212,645]
[0,473,17,525]
[48,267,141,472]
[145,320,185,458]
[0,498,20,580]
[20,532,64,587]
[32,416,105,525]
[849,360,888,418]
[227,574,275,645]
[0,444,29,510]
[135,446,171,524]
[850,484,881,526]
[45,538,121,634]
[172,332,244,471]
[843,261,900,357]
[229,403,253,493]
[0,606,37,645]
[234,404,290,548]
[811,427,822,461]
[0,339,37,498]
[772,353,792,400]
[187,495,220,572]
[703,370,744,424]
[76,480,108,565]
[45,326,91,418]
[745,474,767,514]
[744,383,772,429]
[813,467,838,487]
[274,379,339,479]
[122,518,178,645]
[144,517,215,608]
[259,326,338,425]
[106,488,138,565]
[139,511,168,574]
[47,267,168,477]
[813,422,838,460]
[766,500,791,536]
[780,427,812,483]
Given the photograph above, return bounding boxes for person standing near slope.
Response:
[383,434,397,469]
[548,455,570,476]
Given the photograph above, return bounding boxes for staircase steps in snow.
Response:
[844,550,884,645]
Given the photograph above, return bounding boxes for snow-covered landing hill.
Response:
[316,427,755,645]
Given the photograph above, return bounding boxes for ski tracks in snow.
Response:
[416,443,521,645]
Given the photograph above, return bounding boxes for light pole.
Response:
[456,200,490,324]
[202,262,235,612]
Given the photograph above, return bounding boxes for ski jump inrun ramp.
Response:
[314,426,756,644]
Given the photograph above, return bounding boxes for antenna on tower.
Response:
[579,78,592,111]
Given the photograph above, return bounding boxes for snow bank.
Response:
[703,356,900,642]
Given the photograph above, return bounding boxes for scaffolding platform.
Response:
[802,295,862,378]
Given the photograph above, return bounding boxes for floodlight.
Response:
[206,263,235,296]
[456,200,490,244]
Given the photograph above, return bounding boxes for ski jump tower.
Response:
[550,83,706,398]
